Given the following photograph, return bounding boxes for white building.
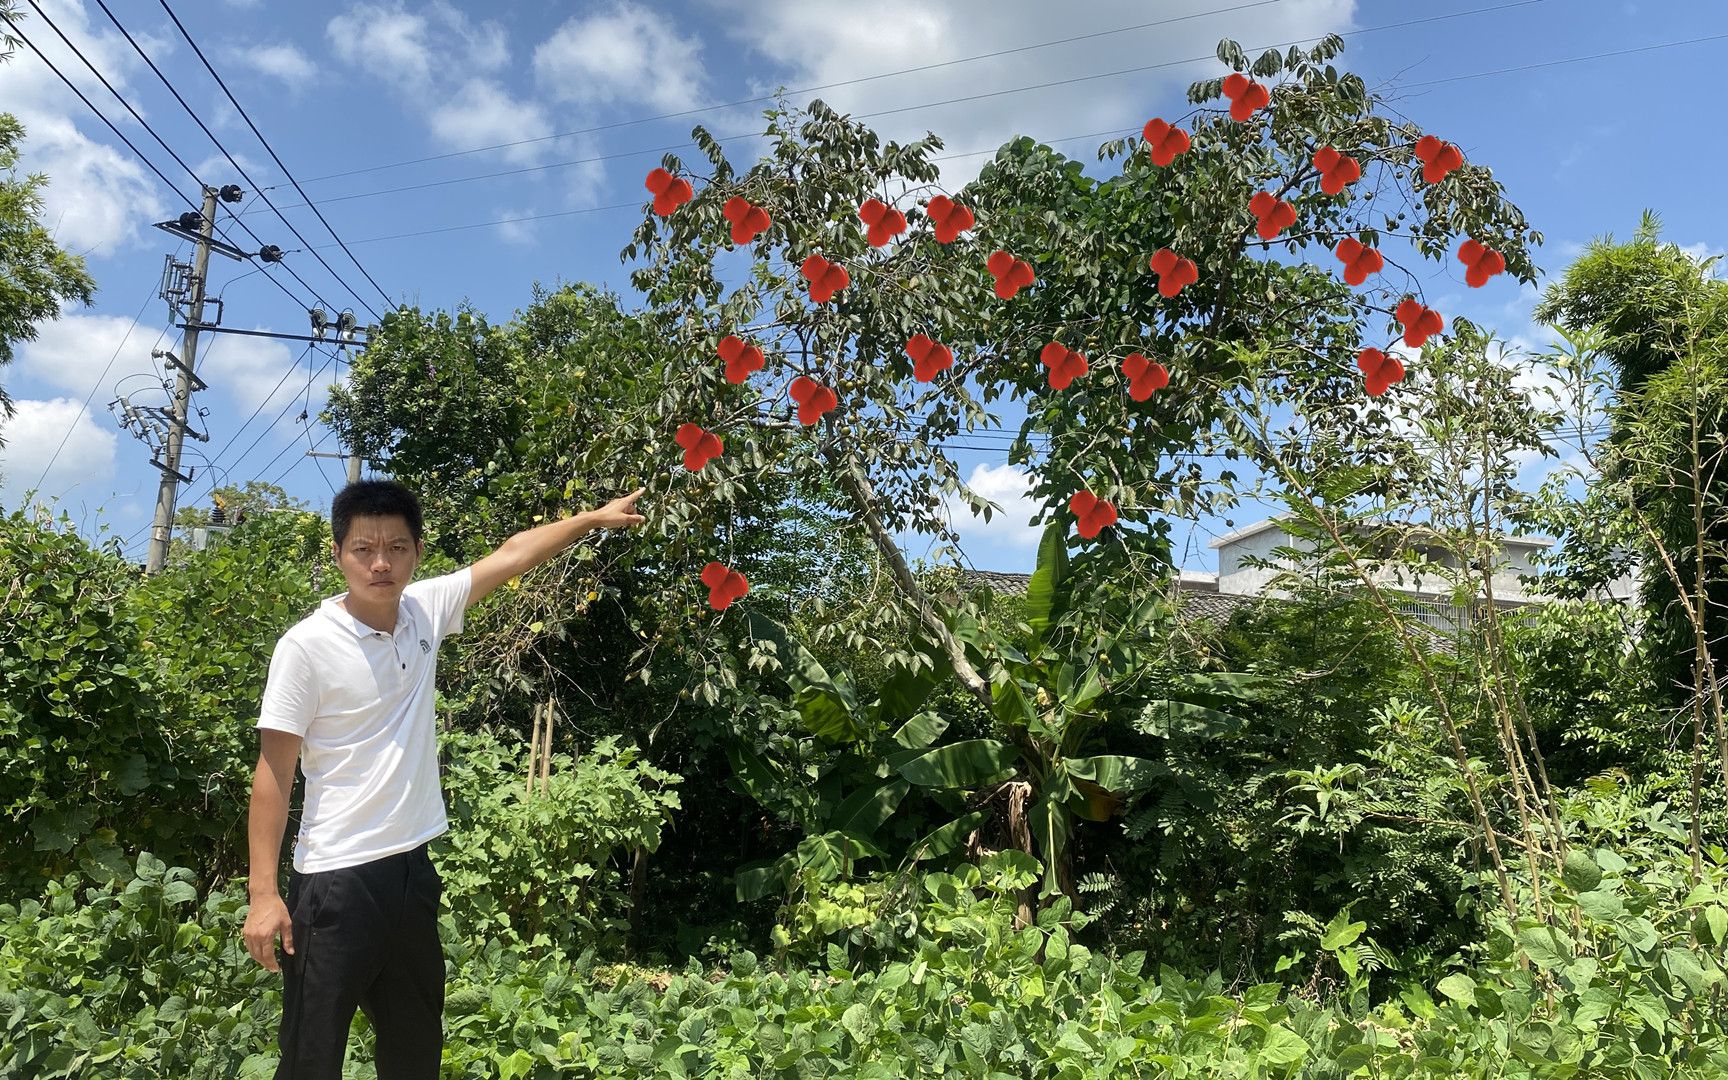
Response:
[1187,517,1638,632]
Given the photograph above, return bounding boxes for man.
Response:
[241,479,646,1078]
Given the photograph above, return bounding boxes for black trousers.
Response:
[274,843,444,1079]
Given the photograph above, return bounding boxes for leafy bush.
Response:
[0,511,170,897]
[0,852,278,1078]
[435,727,682,951]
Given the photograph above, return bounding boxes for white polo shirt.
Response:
[257,568,471,874]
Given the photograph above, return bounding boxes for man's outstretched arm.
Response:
[466,488,647,608]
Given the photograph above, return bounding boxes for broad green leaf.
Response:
[896,739,1018,789]
[1028,795,1072,899]
[735,857,792,902]
[1257,1025,1310,1067]
[1320,908,1367,951]
[1024,520,1071,645]
[827,778,909,837]
[1137,700,1246,740]
[1436,973,1477,1006]
[1518,925,1572,971]
[910,810,989,861]
[891,710,949,751]
[1562,849,1604,893]
[1064,754,1170,794]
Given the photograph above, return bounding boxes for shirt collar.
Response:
[320,593,413,638]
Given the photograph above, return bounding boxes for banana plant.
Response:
[729,615,961,901]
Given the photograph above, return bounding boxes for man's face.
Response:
[332,514,423,604]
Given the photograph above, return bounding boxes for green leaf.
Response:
[1137,700,1245,739]
[909,810,989,861]
[1257,1026,1310,1067]
[1562,849,1604,893]
[1320,908,1367,951]
[1518,925,1572,971]
[1024,520,1071,645]
[1064,754,1169,794]
[896,739,1018,789]
[1702,906,1728,946]
[891,710,949,751]
[1436,973,1477,1006]
[827,779,908,837]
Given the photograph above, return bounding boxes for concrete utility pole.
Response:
[145,186,218,574]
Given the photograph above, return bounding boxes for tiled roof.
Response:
[957,569,1456,653]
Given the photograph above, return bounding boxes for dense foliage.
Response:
[5,32,1726,1080]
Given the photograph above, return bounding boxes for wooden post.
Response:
[540,701,554,795]
[525,700,544,799]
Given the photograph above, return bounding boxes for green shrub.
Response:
[435,727,681,951]
[0,511,170,897]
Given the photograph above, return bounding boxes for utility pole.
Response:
[145,186,218,574]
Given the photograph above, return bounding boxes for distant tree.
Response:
[1535,212,1728,699]
[172,481,307,528]
[0,9,99,445]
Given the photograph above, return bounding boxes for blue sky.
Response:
[1,0,1723,573]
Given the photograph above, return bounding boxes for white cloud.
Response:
[326,1,508,93]
[707,0,1357,189]
[0,1,177,254]
[493,208,536,246]
[945,461,1044,564]
[533,5,708,112]
[221,42,317,89]
[0,397,119,508]
[16,311,161,398]
[428,78,555,167]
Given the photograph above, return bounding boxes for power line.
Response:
[300,24,1728,252]
[86,0,383,322]
[288,0,1313,188]
[28,281,170,498]
[8,3,318,315]
[1400,30,1728,88]
[264,0,1549,216]
[152,0,395,314]
[118,344,341,553]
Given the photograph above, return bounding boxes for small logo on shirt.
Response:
[419,639,431,654]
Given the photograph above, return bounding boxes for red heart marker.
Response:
[987,250,1036,299]
[700,561,750,611]
[644,167,693,216]
[1142,118,1191,167]
[1357,347,1405,397]
[1040,340,1089,391]
[1121,352,1169,401]
[1248,191,1297,241]
[1457,239,1505,288]
[1312,146,1362,195]
[717,334,766,384]
[675,422,723,471]
[1069,490,1119,540]
[905,334,954,383]
[859,198,908,248]
[1333,237,1384,286]
[799,254,850,304]
[1148,247,1198,297]
[789,374,838,426]
[1414,135,1464,185]
[1394,297,1445,348]
[1221,72,1270,121]
[722,196,771,245]
[926,195,975,244]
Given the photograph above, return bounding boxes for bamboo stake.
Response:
[526,699,544,799]
[540,700,555,795]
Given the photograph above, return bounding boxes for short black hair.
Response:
[331,479,424,547]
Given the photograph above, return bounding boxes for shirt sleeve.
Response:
[257,637,319,735]
[403,567,473,642]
